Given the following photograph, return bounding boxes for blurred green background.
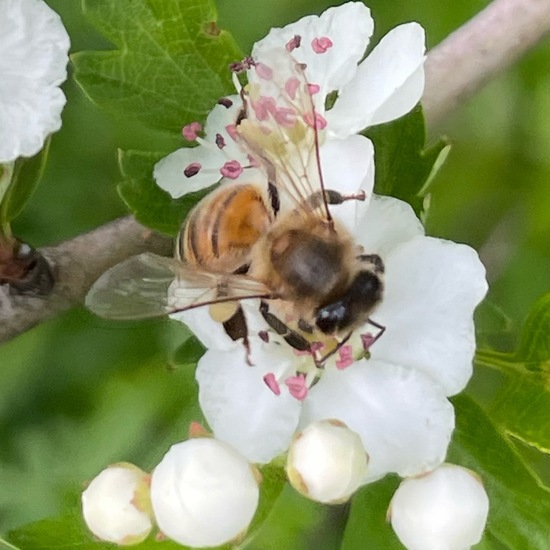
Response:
[1,0,550,538]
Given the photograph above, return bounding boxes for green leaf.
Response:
[117,150,213,236]
[343,395,550,549]
[0,536,20,550]
[238,465,287,547]
[474,299,514,350]
[240,485,348,550]
[513,292,550,368]
[168,335,206,367]
[73,0,242,135]
[6,513,188,550]
[364,105,448,215]
[0,139,50,226]
[341,476,401,550]
[449,395,550,548]
[475,292,550,453]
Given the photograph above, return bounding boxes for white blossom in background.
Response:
[154,2,424,210]
[157,1,487,487]
[0,0,70,163]
[81,463,153,546]
[286,419,368,503]
[150,438,260,548]
[389,464,490,550]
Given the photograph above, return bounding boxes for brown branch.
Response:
[2,0,550,343]
[423,0,550,126]
[0,218,171,343]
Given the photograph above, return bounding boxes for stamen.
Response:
[217,97,233,108]
[307,83,320,95]
[215,133,226,149]
[285,77,300,100]
[181,121,202,141]
[274,107,297,127]
[285,374,308,401]
[335,345,354,370]
[285,34,302,52]
[225,124,238,141]
[247,154,261,168]
[311,36,333,54]
[255,62,273,80]
[229,56,255,73]
[263,373,281,395]
[251,96,277,121]
[361,332,375,351]
[220,160,243,179]
[310,341,325,352]
[304,112,327,130]
[184,163,201,177]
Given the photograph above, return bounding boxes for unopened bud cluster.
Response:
[82,426,489,548]
[82,438,259,547]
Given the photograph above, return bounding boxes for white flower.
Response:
[154,2,425,201]
[191,194,486,479]
[81,463,153,546]
[0,0,70,163]
[286,419,368,503]
[161,2,487,484]
[150,438,260,548]
[389,464,490,550]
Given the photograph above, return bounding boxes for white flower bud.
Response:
[389,463,489,550]
[286,419,368,503]
[150,438,260,547]
[81,463,153,546]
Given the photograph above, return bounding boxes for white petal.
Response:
[196,345,301,463]
[320,134,374,235]
[371,237,488,395]
[204,96,248,162]
[327,23,425,137]
[172,307,238,351]
[172,299,271,353]
[153,145,225,198]
[300,360,454,482]
[355,195,425,256]
[252,2,373,99]
[0,0,70,162]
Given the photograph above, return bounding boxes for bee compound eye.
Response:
[315,301,347,334]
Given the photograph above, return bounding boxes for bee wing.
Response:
[237,49,330,221]
[86,252,274,320]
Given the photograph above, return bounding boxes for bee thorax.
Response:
[270,229,346,299]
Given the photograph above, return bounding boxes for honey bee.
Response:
[86,49,385,363]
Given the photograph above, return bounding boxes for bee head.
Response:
[315,269,383,334]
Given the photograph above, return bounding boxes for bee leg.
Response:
[259,301,311,352]
[360,318,386,355]
[316,331,353,367]
[304,190,367,211]
[324,189,367,204]
[222,306,252,366]
[298,318,314,333]
[268,182,280,216]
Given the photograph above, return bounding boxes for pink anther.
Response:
[220,160,243,179]
[183,162,201,177]
[264,373,281,396]
[182,121,202,141]
[311,36,333,54]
